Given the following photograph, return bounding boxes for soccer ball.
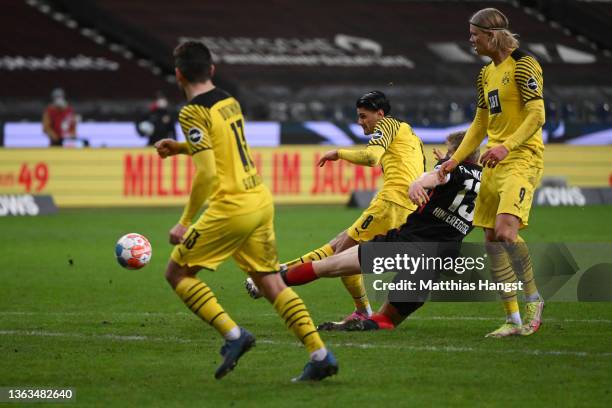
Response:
[115,233,152,270]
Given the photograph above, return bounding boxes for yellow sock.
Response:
[284,243,334,267]
[175,277,237,337]
[486,243,521,324]
[273,287,324,354]
[503,298,520,315]
[341,274,371,314]
[506,235,541,302]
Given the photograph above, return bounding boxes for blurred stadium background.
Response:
[0,0,611,211]
[1,1,612,406]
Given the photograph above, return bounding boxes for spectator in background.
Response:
[42,88,78,147]
[136,91,176,146]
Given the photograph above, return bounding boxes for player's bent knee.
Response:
[494,228,517,243]
[335,234,358,253]
[249,271,285,301]
[164,260,197,289]
[484,228,496,242]
[329,230,347,251]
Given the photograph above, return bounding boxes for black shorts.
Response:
[358,227,462,302]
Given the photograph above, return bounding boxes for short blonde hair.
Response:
[447,131,480,163]
[470,8,519,53]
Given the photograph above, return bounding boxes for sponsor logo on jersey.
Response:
[527,77,539,91]
[188,127,203,144]
[371,130,383,140]
[502,72,510,85]
[487,89,502,114]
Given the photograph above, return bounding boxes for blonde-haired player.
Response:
[440,8,545,337]
[156,40,337,381]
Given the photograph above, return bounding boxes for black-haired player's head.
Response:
[173,41,215,89]
[356,90,390,135]
[446,131,480,163]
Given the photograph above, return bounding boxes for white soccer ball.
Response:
[115,233,152,270]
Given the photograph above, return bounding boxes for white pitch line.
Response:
[0,330,192,344]
[1,311,611,324]
[0,311,186,317]
[1,330,611,359]
[407,316,612,324]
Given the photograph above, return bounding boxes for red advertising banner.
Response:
[0,146,610,207]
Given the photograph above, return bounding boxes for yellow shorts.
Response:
[171,203,279,273]
[347,198,414,242]
[474,161,543,230]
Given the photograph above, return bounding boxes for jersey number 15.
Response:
[448,179,480,222]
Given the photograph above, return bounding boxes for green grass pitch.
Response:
[1,205,611,407]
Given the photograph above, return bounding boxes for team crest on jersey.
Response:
[371,130,383,140]
[527,77,539,91]
[188,127,203,144]
[502,72,510,85]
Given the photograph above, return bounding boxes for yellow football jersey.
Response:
[178,88,272,217]
[368,117,425,209]
[477,49,545,167]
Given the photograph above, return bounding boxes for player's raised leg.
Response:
[165,261,254,379]
[166,262,240,338]
[247,271,338,381]
[236,206,338,381]
[283,246,381,330]
[282,245,362,284]
[283,233,338,268]
[282,231,372,320]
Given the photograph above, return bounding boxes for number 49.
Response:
[18,163,49,192]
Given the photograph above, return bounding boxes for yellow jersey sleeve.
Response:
[337,145,385,167]
[178,104,213,155]
[179,150,218,226]
[368,117,401,150]
[477,65,488,109]
[514,55,544,103]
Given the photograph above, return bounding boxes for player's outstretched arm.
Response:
[438,159,458,180]
[155,139,190,158]
[317,145,384,167]
[446,108,488,169]
[335,145,385,167]
[317,150,340,167]
[409,170,449,205]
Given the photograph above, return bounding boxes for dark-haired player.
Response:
[249,91,425,323]
[266,132,481,331]
[440,8,545,338]
[154,41,337,381]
